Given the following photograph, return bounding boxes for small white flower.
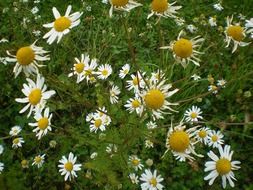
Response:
[140,169,164,190]
[31,6,39,14]
[32,30,41,37]
[0,162,4,174]
[32,154,46,168]
[110,85,121,104]
[126,72,146,93]
[119,63,130,79]
[186,24,197,33]
[9,126,22,136]
[0,145,4,155]
[217,79,226,88]
[128,155,144,171]
[191,74,201,81]
[146,121,157,129]
[129,173,139,184]
[208,130,224,148]
[106,144,117,157]
[194,127,211,145]
[209,16,217,27]
[208,85,218,94]
[213,3,223,11]
[90,152,98,159]
[184,105,203,122]
[12,137,25,149]
[0,38,8,43]
[96,64,112,80]
[124,96,144,116]
[145,139,154,148]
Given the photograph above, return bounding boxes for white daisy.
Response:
[128,155,144,171]
[0,145,4,155]
[89,114,107,133]
[12,137,25,149]
[146,121,157,129]
[194,127,211,145]
[119,63,130,79]
[109,0,142,17]
[15,75,56,117]
[209,16,217,27]
[145,139,154,149]
[142,79,178,120]
[32,154,46,168]
[147,0,182,20]
[28,107,52,140]
[96,107,112,126]
[0,162,4,174]
[245,18,253,36]
[161,30,204,68]
[150,70,165,84]
[124,96,144,116]
[58,152,82,181]
[184,105,203,123]
[96,64,112,80]
[208,130,224,148]
[213,3,223,11]
[208,85,218,94]
[9,126,22,136]
[43,5,83,44]
[204,145,241,188]
[129,173,139,184]
[217,79,226,88]
[106,144,118,157]
[225,15,250,53]
[83,58,98,83]
[6,41,50,78]
[191,74,201,81]
[140,169,164,190]
[68,54,90,83]
[126,72,146,93]
[110,85,121,104]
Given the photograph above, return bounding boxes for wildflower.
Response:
[96,64,112,80]
[150,70,165,83]
[140,169,164,190]
[12,137,25,149]
[0,145,4,155]
[0,38,8,43]
[43,5,83,44]
[225,15,250,53]
[217,79,226,88]
[191,74,201,81]
[0,162,4,174]
[213,3,223,11]
[161,30,204,68]
[128,155,144,171]
[194,127,211,145]
[106,144,118,157]
[184,105,203,123]
[208,85,218,94]
[58,152,82,181]
[146,121,157,129]
[147,0,181,20]
[28,107,52,140]
[21,160,29,168]
[83,58,98,83]
[145,159,153,167]
[109,85,121,104]
[119,63,130,79]
[129,173,139,184]
[245,18,253,36]
[109,0,142,17]
[15,75,56,117]
[32,154,46,168]
[145,139,154,148]
[208,130,224,148]
[204,145,240,188]
[186,24,197,33]
[126,72,146,93]
[124,96,144,116]
[209,16,217,27]
[9,126,22,136]
[6,41,50,78]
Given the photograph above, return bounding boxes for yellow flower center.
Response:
[21,160,28,167]
[34,156,42,163]
[16,46,35,66]
[132,159,139,166]
[64,162,73,172]
[227,25,244,41]
[123,69,129,74]
[211,135,218,142]
[13,138,20,144]
[144,89,165,110]
[54,16,71,32]
[211,85,218,91]
[111,0,129,7]
[216,158,231,175]
[133,77,139,86]
[198,130,207,138]
[151,0,168,13]
[85,69,92,76]
[169,131,190,152]
[131,100,141,108]
[149,177,157,187]
[173,38,193,58]
[101,70,108,76]
[75,63,85,73]
[38,117,49,130]
[29,88,42,105]
[190,112,197,119]
[94,119,102,128]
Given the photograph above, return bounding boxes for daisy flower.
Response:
[58,152,82,181]
[225,15,250,53]
[43,5,83,44]
[194,127,211,145]
[12,137,25,149]
[124,96,144,116]
[245,18,253,37]
[96,107,112,126]
[9,126,22,136]
[6,41,50,78]
[142,79,178,120]
[28,107,52,140]
[146,121,157,129]
[126,72,146,93]
[15,75,56,117]
[21,159,29,169]
[147,0,182,20]
[0,162,4,174]
[208,85,218,94]
[110,85,121,104]
[213,3,223,11]
[109,0,142,17]
[119,63,130,79]
[145,139,154,149]
[217,79,226,88]
[204,145,241,188]
[129,173,139,184]
[83,58,98,83]
[150,70,165,84]
[165,123,202,161]
[32,154,46,168]
[96,64,112,80]
[140,169,164,190]
[128,155,144,171]
[161,30,204,68]
[68,54,89,83]
[89,114,107,133]
[191,74,201,81]
[208,130,224,148]
[184,105,203,123]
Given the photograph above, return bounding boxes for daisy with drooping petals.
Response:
[165,122,202,161]
[58,152,82,181]
[161,30,204,68]
[194,127,211,145]
[6,41,50,78]
[140,169,164,190]
[126,72,146,93]
[128,155,144,171]
[225,15,250,53]
[28,107,52,140]
[208,130,224,148]
[109,85,121,104]
[43,5,83,44]
[83,58,98,84]
[142,79,178,120]
[68,54,90,83]
[96,64,112,80]
[124,96,144,116]
[150,70,165,84]
[9,126,22,136]
[119,63,130,79]
[204,145,240,188]
[15,75,56,117]
[129,173,139,184]
[109,0,142,17]
[32,154,46,168]
[147,0,182,20]
[184,105,203,123]
[12,137,25,149]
